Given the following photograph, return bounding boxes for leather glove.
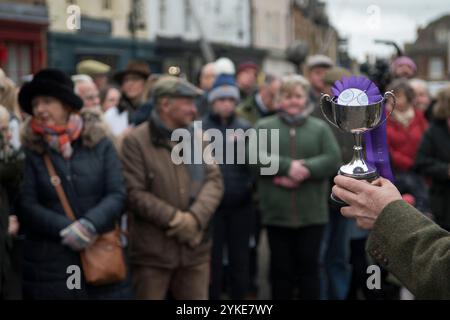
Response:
[166,212,200,244]
[60,218,97,251]
[188,231,204,248]
[168,210,184,229]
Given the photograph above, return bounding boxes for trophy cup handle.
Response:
[320,94,341,130]
[376,90,396,127]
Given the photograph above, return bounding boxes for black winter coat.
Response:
[19,108,130,299]
[414,120,450,230]
[202,112,255,209]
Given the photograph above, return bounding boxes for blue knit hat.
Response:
[208,73,240,103]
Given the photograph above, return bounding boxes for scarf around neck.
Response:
[392,107,415,128]
[278,102,314,127]
[150,110,205,203]
[31,113,83,159]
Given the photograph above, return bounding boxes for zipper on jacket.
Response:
[289,127,299,225]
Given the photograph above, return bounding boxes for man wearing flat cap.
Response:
[121,76,224,299]
[76,59,111,92]
[305,54,334,107]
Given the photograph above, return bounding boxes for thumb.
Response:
[169,211,182,227]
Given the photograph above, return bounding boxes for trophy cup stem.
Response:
[353,132,364,161]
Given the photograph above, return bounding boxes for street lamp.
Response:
[128,0,146,59]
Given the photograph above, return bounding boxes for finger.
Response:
[334,175,371,194]
[332,185,359,206]
[169,217,180,228]
[340,206,356,219]
[172,222,187,234]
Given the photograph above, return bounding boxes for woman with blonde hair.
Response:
[415,85,450,231]
[253,74,341,299]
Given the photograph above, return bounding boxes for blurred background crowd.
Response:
[0,0,449,300]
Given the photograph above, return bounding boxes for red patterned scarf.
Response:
[31,113,83,159]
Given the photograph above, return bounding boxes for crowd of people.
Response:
[0,52,449,300]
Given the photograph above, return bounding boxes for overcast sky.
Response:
[322,0,450,62]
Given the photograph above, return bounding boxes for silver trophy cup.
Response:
[320,91,396,205]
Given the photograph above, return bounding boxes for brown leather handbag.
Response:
[44,154,127,286]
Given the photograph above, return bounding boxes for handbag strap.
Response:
[43,153,76,222]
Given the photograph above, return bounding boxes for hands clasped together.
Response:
[273,159,311,189]
[167,211,203,248]
[60,218,98,251]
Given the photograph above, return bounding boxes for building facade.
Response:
[292,0,339,69]
[0,0,48,84]
[46,0,159,75]
[405,14,450,81]
[145,0,265,82]
[251,0,296,76]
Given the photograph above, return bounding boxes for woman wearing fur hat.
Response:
[18,69,131,299]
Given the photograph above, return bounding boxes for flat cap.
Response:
[153,76,203,99]
[76,59,111,76]
[305,55,334,69]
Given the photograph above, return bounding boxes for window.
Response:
[103,0,112,10]
[272,12,281,45]
[4,42,32,84]
[429,57,444,79]
[435,28,449,44]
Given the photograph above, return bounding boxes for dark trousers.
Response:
[249,206,261,295]
[320,207,351,300]
[210,203,252,300]
[347,238,398,300]
[267,224,325,300]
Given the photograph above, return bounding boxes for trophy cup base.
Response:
[330,171,380,208]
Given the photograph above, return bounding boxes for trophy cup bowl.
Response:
[320,91,396,205]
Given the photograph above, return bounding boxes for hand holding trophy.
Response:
[320,76,396,206]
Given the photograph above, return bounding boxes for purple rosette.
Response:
[332,75,394,182]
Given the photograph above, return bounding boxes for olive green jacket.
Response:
[367,200,450,299]
[252,115,341,228]
[236,94,274,126]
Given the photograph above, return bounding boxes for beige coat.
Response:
[121,120,224,269]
